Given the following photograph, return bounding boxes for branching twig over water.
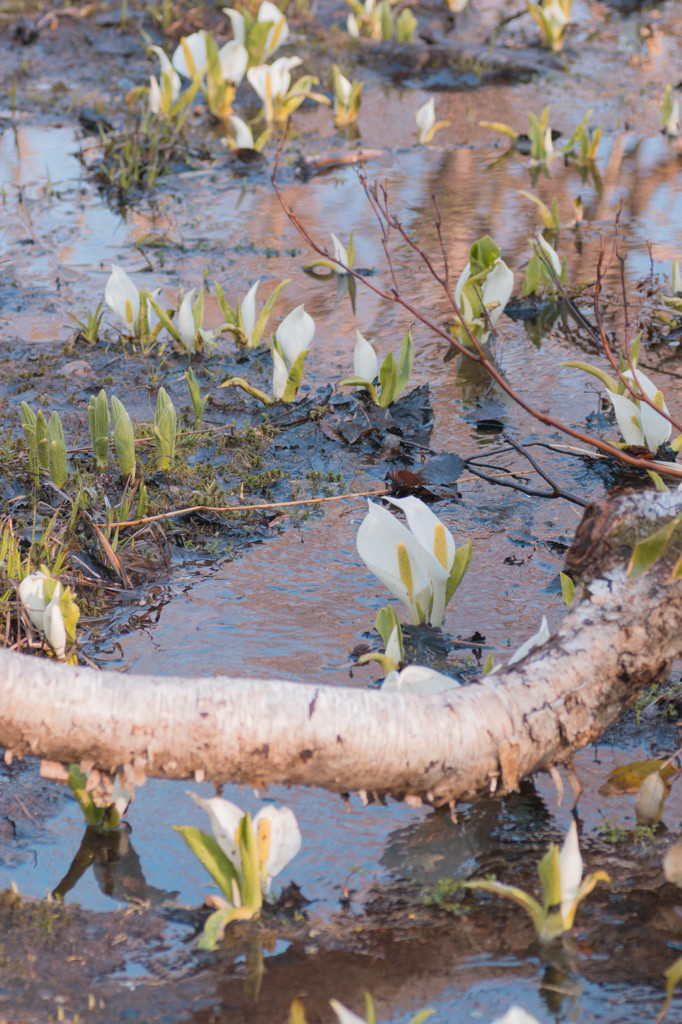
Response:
[272,145,682,482]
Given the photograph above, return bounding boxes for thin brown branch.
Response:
[272,147,682,480]
[107,487,388,531]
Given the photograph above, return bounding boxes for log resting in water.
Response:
[1,489,681,806]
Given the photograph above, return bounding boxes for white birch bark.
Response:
[1,490,681,805]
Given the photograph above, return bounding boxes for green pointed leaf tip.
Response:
[469,236,500,276]
[281,350,308,403]
[111,396,136,478]
[375,605,401,649]
[238,812,263,910]
[537,842,561,914]
[627,513,682,580]
[47,412,68,488]
[559,571,575,609]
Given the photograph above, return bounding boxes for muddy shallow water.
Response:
[3,0,682,1020]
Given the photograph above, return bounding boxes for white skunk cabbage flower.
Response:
[382,664,461,694]
[172,30,208,79]
[415,97,449,145]
[353,330,379,382]
[536,233,562,278]
[357,496,471,628]
[454,253,512,342]
[189,793,301,894]
[272,304,315,400]
[607,368,671,454]
[224,2,289,58]
[247,56,303,122]
[104,265,159,337]
[177,289,199,353]
[18,572,66,658]
[148,45,181,115]
[331,233,350,273]
[230,114,256,150]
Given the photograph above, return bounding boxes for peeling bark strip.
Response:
[1,491,682,806]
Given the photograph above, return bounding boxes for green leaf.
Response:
[218,377,273,406]
[67,764,103,825]
[559,571,575,609]
[660,955,682,1022]
[174,825,240,903]
[393,328,414,403]
[213,281,238,327]
[600,759,678,796]
[146,292,182,345]
[238,812,263,911]
[482,652,495,674]
[281,350,308,403]
[197,905,257,951]
[186,367,207,428]
[627,513,682,580]
[445,540,472,605]
[461,879,546,936]
[338,375,380,405]
[407,1012,435,1024]
[376,605,401,651]
[537,842,561,914]
[479,120,519,140]
[111,397,136,479]
[36,410,48,470]
[469,235,500,278]
[558,360,618,393]
[249,278,290,348]
[47,412,68,488]
[88,390,110,472]
[378,351,397,408]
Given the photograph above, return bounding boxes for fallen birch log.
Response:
[1,490,681,806]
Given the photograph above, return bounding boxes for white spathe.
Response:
[276,304,315,365]
[258,0,289,54]
[330,1002,367,1024]
[18,572,66,658]
[18,572,52,631]
[415,97,435,144]
[218,39,248,84]
[491,1010,542,1024]
[230,114,256,150]
[43,592,66,659]
[356,498,457,627]
[247,56,303,114]
[189,793,301,892]
[148,45,181,113]
[272,347,290,401]
[607,368,671,453]
[353,330,378,382]
[508,615,550,666]
[382,664,461,694]
[177,289,197,353]
[387,494,457,626]
[454,258,514,331]
[105,265,140,333]
[558,820,583,925]
[334,69,352,110]
[241,280,259,338]
[536,233,562,278]
[172,31,208,79]
[331,233,349,272]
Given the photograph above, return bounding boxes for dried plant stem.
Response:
[272,148,682,481]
